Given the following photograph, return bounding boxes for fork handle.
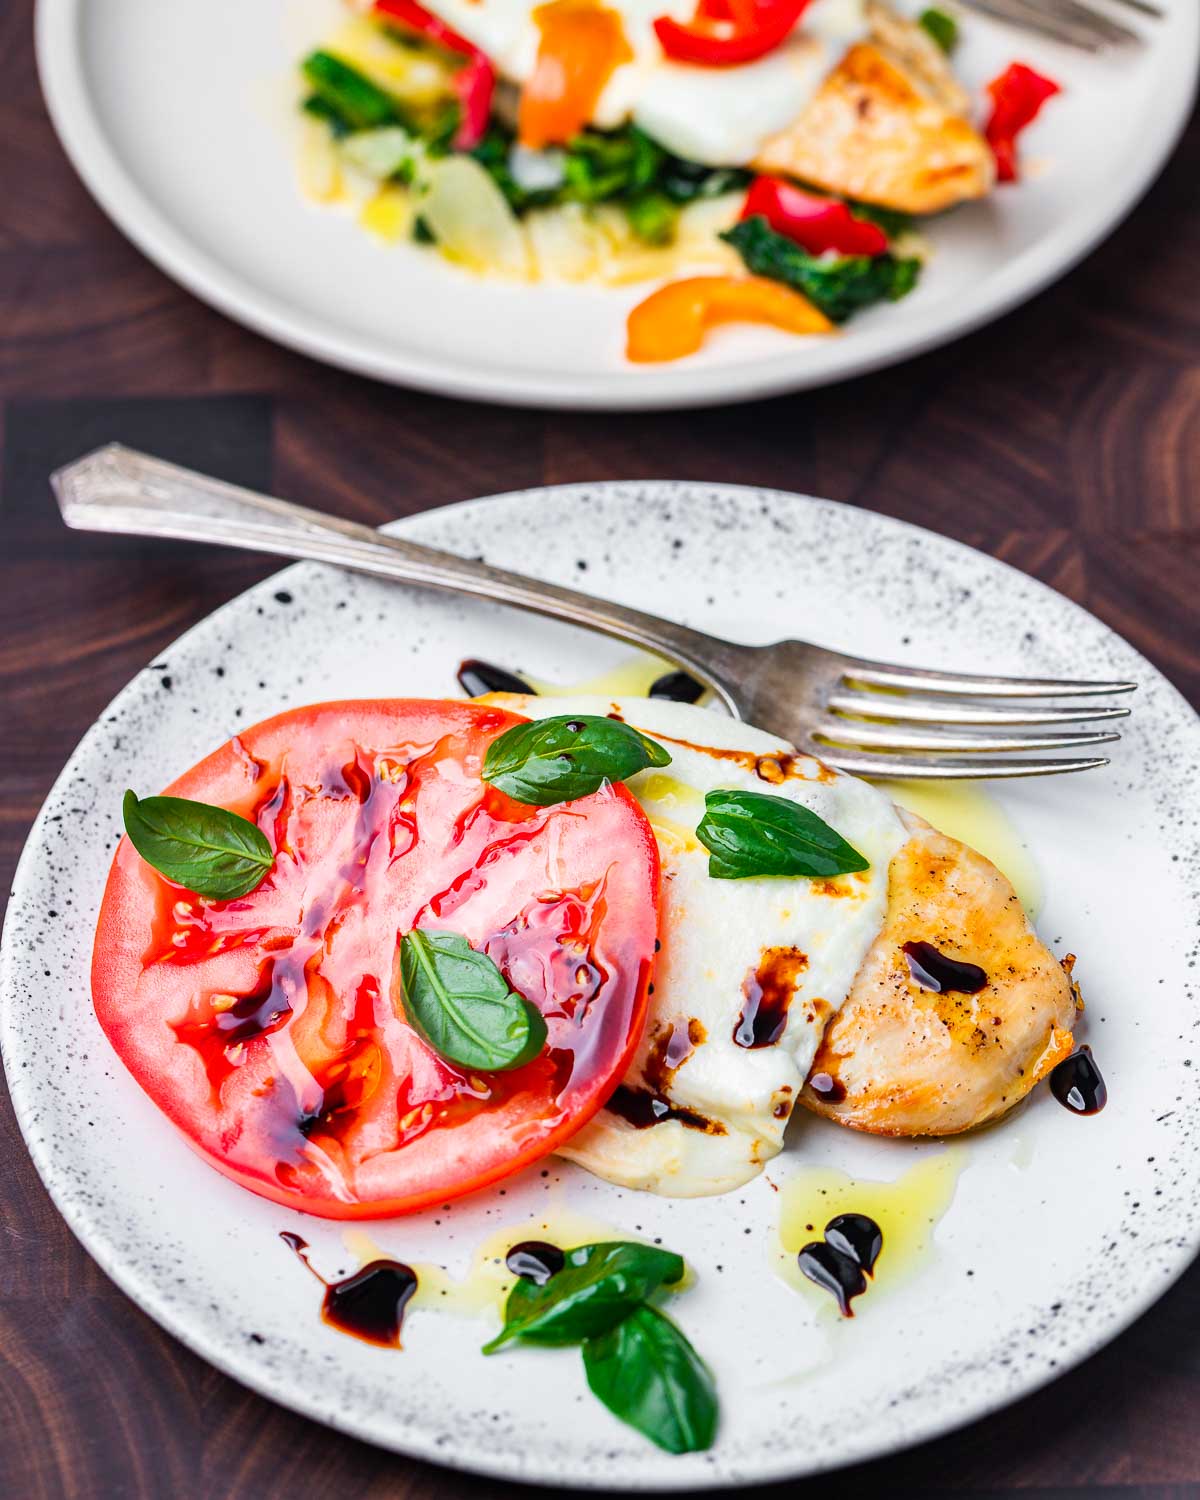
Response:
[52,446,744,709]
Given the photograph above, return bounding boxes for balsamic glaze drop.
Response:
[734,947,807,1049]
[649,670,704,704]
[505,1241,566,1285]
[1049,1044,1107,1115]
[606,1084,723,1134]
[797,1242,867,1317]
[280,1232,418,1347]
[456,658,536,698]
[902,940,988,995]
[825,1214,882,1277]
[807,1071,846,1104]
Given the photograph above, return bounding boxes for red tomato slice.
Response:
[92,700,660,1218]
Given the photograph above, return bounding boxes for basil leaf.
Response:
[696,789,869,881]
[400,928,547,1073]
[582,1304,718,1455]
[482,715,671,807]
[121,790,273,900]
[482,1241,684,1353]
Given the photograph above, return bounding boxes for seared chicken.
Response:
[755,2,995,214]
[803,812,1079,1135]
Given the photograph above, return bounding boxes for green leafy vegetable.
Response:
[659,158,751,206]
[625,191,679,246]
[472,122,749,220]
[563,126,664,202]
[483,1241,685,1353]
[845,197,914,240]
[482,715,671,807]
[121,790,273,900]
[721,217,921,324]
[918,6,959,52]
[301,94,353,138]
[695,789,870,881]
[582,1305,718,1455]
[400,928,546,1072]
[301,51,403,132]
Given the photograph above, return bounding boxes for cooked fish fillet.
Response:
[802,811,1079,1136]
[755,4,994,214]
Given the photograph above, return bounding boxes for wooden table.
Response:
[2,1,1198,1490]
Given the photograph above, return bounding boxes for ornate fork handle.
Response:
[52,445,748,711]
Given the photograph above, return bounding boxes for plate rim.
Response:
[3,479,1200,1488]
[33,0,1200,412]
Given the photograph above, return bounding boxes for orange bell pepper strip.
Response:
[518,0,634,149]
[626,275,833,362]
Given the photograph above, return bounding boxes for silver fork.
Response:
[958,0,1162,50]
[51,445,1135,781]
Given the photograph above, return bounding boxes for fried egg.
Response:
[484,694,908,1194]
[407,0,871,165]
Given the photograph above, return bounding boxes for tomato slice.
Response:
[92,700,659,1218]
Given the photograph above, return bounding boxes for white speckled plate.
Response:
[35,0,1199,409]
[2,483,1199,1489]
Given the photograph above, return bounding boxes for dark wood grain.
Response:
[0,0,1197,1491]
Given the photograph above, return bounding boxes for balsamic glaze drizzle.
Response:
[824,1214,883,1277]
[807,1071,846,1104]
[280,1232,418,1347]
[1049,1045,1107,1115]
[456,659,537,698]
[796,1242,867,1317]
[505,1241,566,1286]
[796,1212,884,1316]
[606,1083,725,1134]
[648,670,704,704]
[734,947,807,1049]
[902,940,988,995]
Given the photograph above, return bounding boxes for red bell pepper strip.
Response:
[984,62,1061,184]
[373,0,495,149]
[740,177,888,257]
[654,0,811,66]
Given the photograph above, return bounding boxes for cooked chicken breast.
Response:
[802,812,1079,1135]
[755,4,994,214]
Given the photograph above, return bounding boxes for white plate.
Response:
[35,0,1199,410]
[3,483,1199,1488]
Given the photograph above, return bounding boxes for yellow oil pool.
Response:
[770,1147,964,1309]
[883,779,1042,920]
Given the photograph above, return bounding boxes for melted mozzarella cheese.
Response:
[411,0,867,166]
[485,696,907,1196]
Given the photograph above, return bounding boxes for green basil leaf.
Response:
[482,715,671,807]
[696,789,869,881]
[482,1241,684,1353]
[918,6,959,51]
[582,1304,718,1455]
[400,928,547,1073]
[121,790,274,900]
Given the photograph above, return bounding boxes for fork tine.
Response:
[810,722,1122,753]
[841,663,1138,699]
[813,748,1111,780]
[1044,0,1140,43]
[827,691,1131,727]
[1106,0,1162,14]
[956,0,1106,48]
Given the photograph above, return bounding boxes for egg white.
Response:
[486,695,907,1196]
[408,0,868,165]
